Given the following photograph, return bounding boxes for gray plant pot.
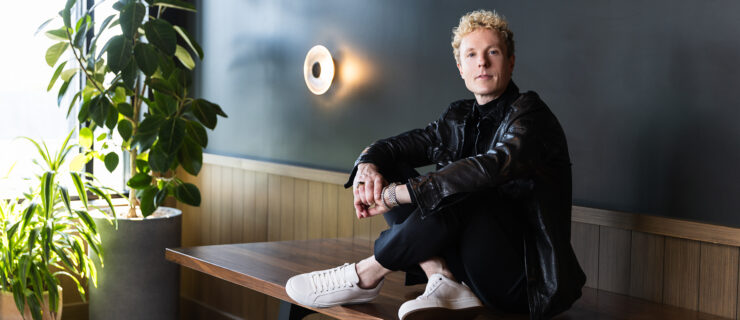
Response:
[89,207,182,320]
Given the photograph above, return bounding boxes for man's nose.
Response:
[477,55,489,68]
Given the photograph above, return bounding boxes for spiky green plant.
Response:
[0,130,112,320]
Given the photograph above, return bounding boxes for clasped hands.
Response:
[352,163,394,219]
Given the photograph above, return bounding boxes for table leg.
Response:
[278,300,316,320]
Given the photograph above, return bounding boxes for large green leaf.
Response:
[60,67,78,81]
[159,118,185,154]
[173,26,203,61]
[152,0,196,12]
[106,105,118,130]
[66,92,81,117]
[45,42,69,67]
[104,152,119,172]
[152,91,176,116]
[177,136,202,176]
[106,35,132,73]
[148,144,174,173]
[143,19,176,55]
[136,159,149,174]
[134,43,159,76]
[174,183,200,206]
[89,96,112,127]
[127,173,152,189]
[190,99,217,129]
[132,115,165,151]
[96,14,116,41]
[174,45,195,70]
[185,120,208,148]
[62,0,76,28]
[147,77,174,95]
[46,27,70,41]
[155,186,168,206]
[57,76,74,106]
[48,61,68,91]
[117,102,133,118]
[79,127,93,149]
[120,57,138,90]
[120,2,145,39]
[156,51,176,78]
[73,15,90,48]
[139,186,158,217]
[117,119,133,141]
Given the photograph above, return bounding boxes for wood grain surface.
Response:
[167,238,731,320]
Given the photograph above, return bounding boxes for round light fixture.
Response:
[303,45,335,95]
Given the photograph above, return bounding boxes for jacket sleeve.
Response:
[343,110,453,188]
[407,108,546,216]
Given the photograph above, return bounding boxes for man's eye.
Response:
[489,50,499,55]
[467,53,475,57]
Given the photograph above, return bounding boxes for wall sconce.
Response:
[304,45,335,95]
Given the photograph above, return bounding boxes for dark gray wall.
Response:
[194,0,740,227]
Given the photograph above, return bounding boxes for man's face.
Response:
[457,28,515,103]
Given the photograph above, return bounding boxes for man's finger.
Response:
[364,180,374,206]
[357,184,368,205]
[367,205,388,217]
[354,203,364,219]
[374,177,384,202]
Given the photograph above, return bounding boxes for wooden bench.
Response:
[165,238,730,320]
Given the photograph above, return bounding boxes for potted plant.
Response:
[0,131,110,320]
[40,0,226,318]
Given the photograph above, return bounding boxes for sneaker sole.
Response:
[285,279,379,308]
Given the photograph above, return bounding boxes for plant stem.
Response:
[66,30,110,101]
[127,78,142,218]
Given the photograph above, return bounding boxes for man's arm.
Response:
[407,105,564,217]
[349,112,451,218]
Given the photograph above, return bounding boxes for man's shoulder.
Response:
[441,99,475,120]
[509,91,549,116]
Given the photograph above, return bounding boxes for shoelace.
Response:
[309,263,354,293]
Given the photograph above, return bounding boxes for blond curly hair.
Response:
[451,10,515,65]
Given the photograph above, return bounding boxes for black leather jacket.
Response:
[345,82,586,319]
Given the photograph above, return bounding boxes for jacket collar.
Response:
[471,80,520,122]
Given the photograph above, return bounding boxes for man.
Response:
[286,10,585,320]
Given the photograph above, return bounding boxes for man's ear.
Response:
[457,63,463,78]
[509,55,516,72]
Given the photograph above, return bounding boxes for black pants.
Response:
[372,165,529,313]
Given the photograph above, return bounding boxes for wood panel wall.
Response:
[572,223,740,319]
[172,154,740,320]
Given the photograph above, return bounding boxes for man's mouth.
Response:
[476,74,492,80]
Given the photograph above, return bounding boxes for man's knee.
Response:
[373,210,455,271]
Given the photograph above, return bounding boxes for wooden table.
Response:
[165,238,729,320]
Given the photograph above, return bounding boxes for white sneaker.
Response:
[285,263,383,308]
[398,273,484,320]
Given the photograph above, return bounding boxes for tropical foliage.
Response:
[41,0,226,217]
[0,131,112,320]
